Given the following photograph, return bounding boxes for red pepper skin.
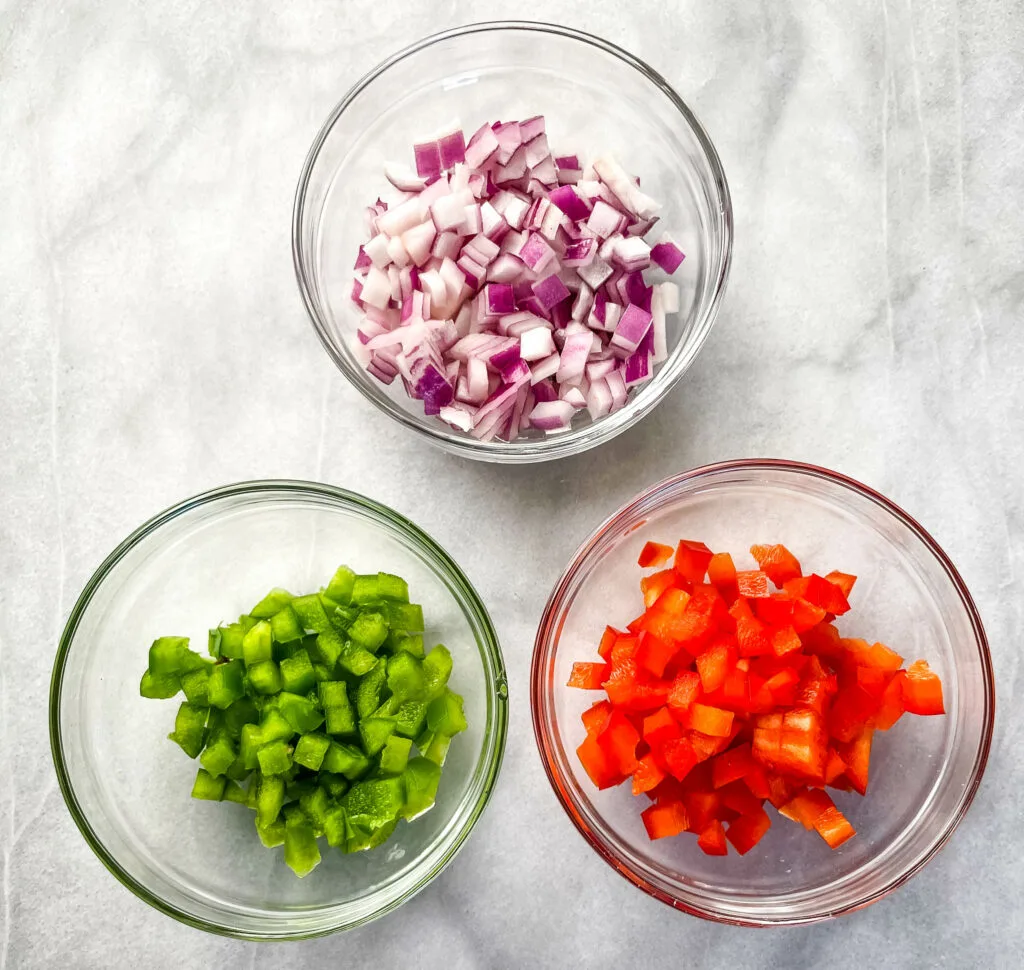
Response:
[902,660,945,715]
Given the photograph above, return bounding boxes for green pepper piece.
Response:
[323,806,349,848]
[386,602,424,633]
[257,817,286,848]
[257,739,293,776]
[391,634,425,659]
[394,700,428,739]
[348,612,388,652]
[311,627,345,667]
[324,565,357,605]
[207,628,223,659]
[322,742,370,780]
[250,587,296,619]
[402,756,442,818]
[283,814,321,877]
[349,818,398,853]
[238,614,258,633]
[242,620,273,668]
[423,733,451,767]
[222,696,260,736]
[191,768,227,801]
[223,780,248,805]
[247,659,282,695]
[339,643,378,677]
[207,659,245,708]
[180,666,211,707]
[291,594,331,634]
[387,652,426,703]
[260,709,295,744]
[319,773,349,800]
[356,660,387,720]
[147,636,190,675]
[325,704,356,737]
[270,605,304,644]
[358,716,398,757]
[319,681,356,736]
[239,724,263,770]
[200,734,237,778]
[140,669,180,699]
[218,623,245,660]
[427,689,467,736]
[279,649,316,695]
[299,786,334,833]
[276,692,324,733]
[225,756,251,782]
[313,663,334,683]
[422,644,453,699]
[167,702,207,758]
[331,605,359,632]
[352,572,409,605]
[293,732,331,771]
[344,776,405,827]
[255,773,286,827]
[379,735,413,776]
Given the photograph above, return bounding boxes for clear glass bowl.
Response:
[50,481,508,939]
[292,21,732,463]
[531,460,994,925]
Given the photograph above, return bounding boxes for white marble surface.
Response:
[2,0,1022,966]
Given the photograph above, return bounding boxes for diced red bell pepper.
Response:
[800,620,845,664]
[673,539,714,583]
[696,641,736,693]
[687,703,735,738]
[719,779,764,816]
[781,788,855,848]
[597,710,641,775]
[791,597,827,633]
[581,699,613,737]
[638,541,675,568]
[824,570,857,598]
[752,708,828,781]
[637,632,681,679]
[697,819,729,855]
[685,790,721,830]
[726,806,771,855]
[729,598,773,657]
[688,730,727,763]
[855,665,893,701]
[610,635,641,666]
[824,748,847,785]
[597,625,622,661]
[641,568,680,608]
[872,670,907,730]
[667,669,702,715]
[845,638,904,673]
[795,655,837,716]
[567,662,611,689]
[711,742,756,789]
[750,543,803,587]
[707,552,738,595]
[576,734,624,789]
[771,624,803,658]
[642,707,681,748]
[736,570,770,598]
[754,593,794,626]
[766,772,798,809]
[785,574,851,615]
[762,667,800,705]
[722,665,751,710]
[837,726,873,795]
[744,764,771,799]
[659,736,700,781]
[902,660,945,715]
[641,800,690,840]
[828,683,880,743]
[632,752,667,795]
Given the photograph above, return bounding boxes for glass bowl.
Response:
[50,481,508,939]
[292,21,732,463]
[531,460,994,925]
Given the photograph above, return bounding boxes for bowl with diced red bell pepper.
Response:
[293,22,731,462]
[50,481,508,939]
[531,460,994,925]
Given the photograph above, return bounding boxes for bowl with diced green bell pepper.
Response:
[50,481,508,939]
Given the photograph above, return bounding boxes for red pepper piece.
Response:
[736,570,770,598]
[597,710,640,775]
[719,779,765,816]
[770,624,803,658]
[901,660,945,715]
[685,790,721,830]
[597,625,622,661]
[711,742,755,789]
[753,593,794,626]
[795,655,837,716]
[744,764,771,799]
[785,574,851,615]
[667,669,702,715]
[823,748,847,786]
[837,726,873,795]
[828,682,880,743]
[696,641,736,693]
[766,771,798,809]
[632,752,666,795]
[687,730,726,763]
[707,552,738,598]
[686,703,735,738]
[673,539,714,583]
[641,800,689,840]
[762,667,800,705]
[697,818,729,855]
[752,708,828,782]
[641,567,680,608]
[610,635,641,666]
[844,638,904,673]
[824,570,857,598]
[726,805,771,855]
[659,736,700,781]
[638,541,674,568]
[872,670,907,730]
[750,543,803,587]
[781,789,855,848]
[637,632,681,679]
[581,699,612,737]
[642,706,681,748]
[791,597,826,633]
[567,662,610,689]
[800,620,845,664]
[576,734,624,789]
[729,598,773,657]
[722,665,751,711]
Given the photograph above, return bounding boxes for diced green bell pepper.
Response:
[311,627,345,667]
[323,806,349,848]
[299,786,334,833]
[322,742,370,780]
[257,739,293,775]
[259,709,295,744]
[387,652,426,702]
[358,716,398,757]
[279,649,316,695]
[422,644,453,699]
[191,768,227,801]
[283,814,321,877]
[344,776,406,827]
[180,665,211,706]
[394,700,428,739]
[250,587,295,619]
[221,696,260,736]
[324,565,356,605]
[423,732,451,767]
[348,612,389,652]
[255,773,286,827]
[167,702,207,758]
[223,780,249,805]
[247,659,282,695]
[347,818,398,853]
[313,663,334,683]
[356,659,387,719]
[257,817,286,848]
[290,594,331,634]
[140,669,180,699]
[225,756,251,782]
[390,634,425,659]
[242,620,273,667]
[200,734,237,778]
[402,756,442,818]
[337,642,377,677]
[238,614,258,634]
[210,623,244,660]
[319,681,356,737]
[270,605,304,644]
[386,602,424,633]
[148,636,190,675]
[276,692,324,733]
[293,732,331,771]
[207,659,245,709]
[379,735,413,776]
[331,605,359,631]
[352,572,409,605]
[319,773,349,800]
[427,689,467,736]
[240,723,263,770]
[208,627,223,659]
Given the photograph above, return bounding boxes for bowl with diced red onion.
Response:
[293,22,732,461]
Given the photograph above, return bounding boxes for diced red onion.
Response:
[650,233,686,274]
[414,142,442,180]
[532,274,571,311]
[610,303,653,358]
[529,399,574,431]
[520,326,556,361]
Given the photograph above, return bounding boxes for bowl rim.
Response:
[530,458,995,926]
[291,19,734,464]
[49,479,509,940]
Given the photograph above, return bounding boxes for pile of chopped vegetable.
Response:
[350,116,686,441]
[568,541,945,855]
[140,567,466,877]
